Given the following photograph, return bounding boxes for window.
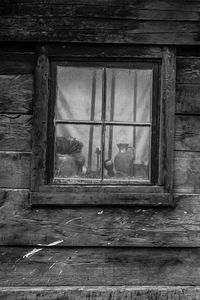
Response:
[31,45,175,206]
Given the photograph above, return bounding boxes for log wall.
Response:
[1,1,200,298]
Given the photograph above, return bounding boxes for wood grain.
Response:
[1,247,200,285]
[159,47,176,192]
[31,48,49,191]
[1,286,200,299]
[0,114,32,151]
[1,190,200,247]
[2,3,200,22]
[174,151,200,193]
[1,17,200,44]
[0,53,34,74]
[175,115,200,151]
[47,44,162,58]
[0,153,31,188]
[0,75,33,114]
[2,0,200,19]
[176,84,200,114]
[2,0,200,11]
[177,58,200,84]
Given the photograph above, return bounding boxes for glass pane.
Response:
[106,68,152,122]
[55,124,102,180]
[55,66,103,121]
[104,125,150,181]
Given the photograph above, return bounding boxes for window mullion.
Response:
[101,67,106,182]
[108,69,115,159]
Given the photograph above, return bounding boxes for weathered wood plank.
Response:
[159,47,176,193]
[3,0,200,14]
[0,53,34,74]
[31,191,171,207]
[31,48,49,191]
[1,3,200,22]
[0,75,33,114]
[174,151,200,193]
[1,247,200,285]
[1,190,200,247]
[1,17,200,44]
[0,114,32,151]
[177,58,200,84]
[1,286,200,300]
[0,153,31,188]
[47,44,162,58]
[176,84,200,114]
[175,115,200,151]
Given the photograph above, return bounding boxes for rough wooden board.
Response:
[1,286,200,300]
[0,75,33,114]
[159,46,176,192]
[177,58,200,84]
[0,153,31,188]
[174,151,200,193]
[0,114,32,151]
[2,0,200,10]
[176,84,200,114]
[3,0,200,14]
[1,247,200,285]
[1,190,200,247]
[1,17,200,44]
[0,53,34,74]
[1,3,200,21]
[175,115,200,151]
[47,44,162,58]
[31,191,172,207]
[31,49,49,191]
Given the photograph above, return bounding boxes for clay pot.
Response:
[114,143,135,176]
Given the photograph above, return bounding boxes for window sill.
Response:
[30,185,173,207]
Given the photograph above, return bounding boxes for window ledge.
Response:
[30,185,173,207]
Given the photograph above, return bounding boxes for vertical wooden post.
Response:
[31,46,49,191]
[160,46,176,198]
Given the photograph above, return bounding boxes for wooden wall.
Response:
[0,45,200,299]
[1,0,200,44]
[1,0,200,299]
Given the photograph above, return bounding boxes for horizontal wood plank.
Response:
[175,115,200,151]
[2,0,200,11]
[2,3,200,22]
[1,286,200,299]
[0,114,32,151]
[0,75,33,114]
[31,191,172,207]
[1,17,200,44]
[0,53,34,74]
[3,0,200,16]
[1,247,200,285]
[0,153,31,188]
[47,44,162,58]
[174,151,200,193]
[176,84,200,114]
[177,58,200,84]
[1,190,200,247]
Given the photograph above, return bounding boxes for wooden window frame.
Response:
[30,44,176,207]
